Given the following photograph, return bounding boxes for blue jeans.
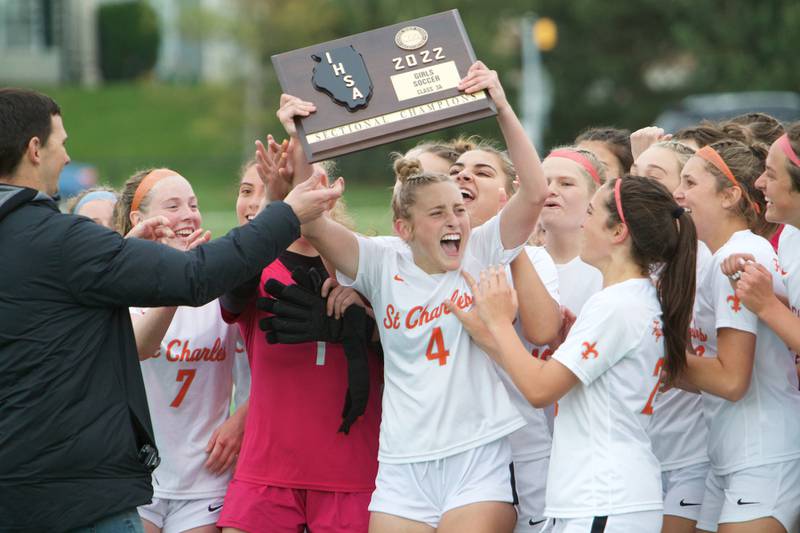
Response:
[66,508,144,533]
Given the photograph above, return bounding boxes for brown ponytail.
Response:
[727,112,785,145]
[605,176,697,384]
[674,121,728,148]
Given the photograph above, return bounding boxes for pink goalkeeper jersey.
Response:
[224,252,382,492]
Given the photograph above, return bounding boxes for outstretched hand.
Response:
[465,266,519,325]
[255,134,294,201]
[444,266,518,356]
[284,172,344,224]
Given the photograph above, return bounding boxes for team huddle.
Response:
[3,59,800,533]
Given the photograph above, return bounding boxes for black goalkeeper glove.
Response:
[338,304,371,434]
[256,266,343,344]
[256,266,372,434]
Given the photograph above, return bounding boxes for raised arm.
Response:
[510,252,561,345]
[458,62,548,249]
[300,215,360,281]
[271,93,361,280]
[630,126,671,160]
[63,175,341,309]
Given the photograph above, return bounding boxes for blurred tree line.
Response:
[191,0,800,182]
[98,1,160,81]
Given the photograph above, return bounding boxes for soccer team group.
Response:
[11,60,800,533]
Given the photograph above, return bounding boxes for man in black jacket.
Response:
[0,88,342,533]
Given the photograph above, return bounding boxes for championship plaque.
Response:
[271,9,496,162]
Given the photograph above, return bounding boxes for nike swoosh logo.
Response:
[528,518,546,526]
[737,498,759,505]
[679,499,701,506]
[208,503,223,512]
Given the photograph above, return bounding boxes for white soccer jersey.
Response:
[370,239,558,461]
[133,301,241,498]
[372,234,410,252]
[779,224,800,322]
[693,230,800,476]
[339,214,526,463]
[545,278,664,518]
[779,225,800,366]
[502,245,559,462]
[555,256,603,317]
[232,336,250,410]
[647,242,712,471]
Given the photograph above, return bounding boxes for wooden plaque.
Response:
[271,9,496,162]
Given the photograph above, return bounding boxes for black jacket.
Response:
[0,185,300,532]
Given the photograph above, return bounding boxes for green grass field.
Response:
[42,83,396,236]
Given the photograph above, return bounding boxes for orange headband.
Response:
[695,146,761,215]
[777,134,800,168]
[614,178,626,224]
[131,168,178,213]
[547,149,602,185]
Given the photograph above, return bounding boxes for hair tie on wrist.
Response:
[671,206,685,219]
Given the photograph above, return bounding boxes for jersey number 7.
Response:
[171,368,197,408]
[641,358,664,415]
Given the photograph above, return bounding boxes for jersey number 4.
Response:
[170,368,196,408]
[425,327,450,366]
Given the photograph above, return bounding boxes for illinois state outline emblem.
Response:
[311,45,373,111]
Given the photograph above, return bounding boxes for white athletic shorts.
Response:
[661,461,709,521]
[696,459,800,532]
[368,437,515,528]
[138,496,225,533]
[546,510,662,532]
[513,456,551,532]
